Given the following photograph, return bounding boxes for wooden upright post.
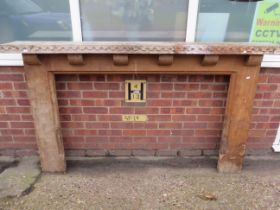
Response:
[24,55,66,172]
[218,58,261,173]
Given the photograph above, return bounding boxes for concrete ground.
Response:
[0,155,280,210]
[0,157,40,199]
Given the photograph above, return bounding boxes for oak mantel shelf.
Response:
[0,42,279,55]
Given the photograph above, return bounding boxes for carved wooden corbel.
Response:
[158,55,174,66]
[67,54,84,65]
[113,55,129,66]
[201,55,219,66]
[23,54,41,65]
[245,55,263,66]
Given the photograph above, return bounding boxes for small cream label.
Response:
[122,115,148,122]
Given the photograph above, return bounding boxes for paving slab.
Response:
[0,156,41,199]
[0,156,17,174]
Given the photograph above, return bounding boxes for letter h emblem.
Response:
[125,80,146,102]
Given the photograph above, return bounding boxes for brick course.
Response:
[56,74,227,153]
[0,67,36,152]
[0,67,279,156]
[248,68,280,150]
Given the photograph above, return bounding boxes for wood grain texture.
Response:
[218,65,260,173]
[24,58,66,172]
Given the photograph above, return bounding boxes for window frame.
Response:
[0,0,279,68]
[70,0,83,42]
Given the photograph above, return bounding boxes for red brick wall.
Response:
[0,66,279,156]
[248,68,280,150]
[0,67,36,155]
[56,74,228,156]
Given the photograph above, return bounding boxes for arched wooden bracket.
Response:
[113,55,129,66]
[201,55,219,66]
[23,54,41,65]
[158,55,174,66]
[245,55,263,66]
[67,54,84,65]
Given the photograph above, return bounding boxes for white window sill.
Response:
[0,54,23,66]
[261,55,280,68]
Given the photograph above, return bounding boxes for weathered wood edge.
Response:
[0,42,279,55]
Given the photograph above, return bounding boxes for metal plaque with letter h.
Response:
[125,80,146,102]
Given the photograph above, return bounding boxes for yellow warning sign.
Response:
[250,1,280,44]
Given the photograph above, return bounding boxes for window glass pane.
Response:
[196,0,280,44]
[80,0,189,41]
[0,0,72,43]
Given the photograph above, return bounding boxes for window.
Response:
[80,0,189,41]
[0,0,279,68]
[196,0,258,42]
[0,0,72,43]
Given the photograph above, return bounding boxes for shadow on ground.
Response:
[67,155,280,176]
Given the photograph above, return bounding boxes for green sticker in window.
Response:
[250,1,280,44]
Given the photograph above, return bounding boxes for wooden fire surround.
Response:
[1,42,279,173]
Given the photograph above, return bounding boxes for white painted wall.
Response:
[272,124,280,152]
[0,54,23,66]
